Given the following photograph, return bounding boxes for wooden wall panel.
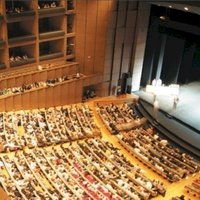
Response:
[75,34,85,73]
[0,98,5,112]
[0,63,82,111]
[23,74,32,85]
[69,65,77,74]
[39,71,47,82]
[38,88,46,109]
[0,80,7,89]
[22,93,30,110]
[13,95,22,111]
[32,73,39,83]
[30,91,38,109]
[60,83,68,106]
[7,78,15,88]
[75,0,117,97]
[76,0,87,73]
[68,81,75,104]
[99,82,109,97]
[55,68,62,78]
[53,85,61,106]
[47,69,55,79]
[46,87,53,108]
[84,0,98,74]
[0,80,7,90]
[15,76,24,87]
[75,79,83,103]
[5,96,13,112]
[83,77,90,87]
[62,66,69,76]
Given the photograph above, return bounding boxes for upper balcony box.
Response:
[9,45,36,68]
[5,0,35,23]
[39,39,64,62]
[38,0,65,18]
[7,21,36,46]
[39,16,65,41]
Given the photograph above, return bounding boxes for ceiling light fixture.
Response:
[184,7,189,11]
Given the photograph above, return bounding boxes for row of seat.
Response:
[117,128,199,182]
[0,73,82,97]
[97,103,200,182]
[0,104,100,152]
[0,138,166,200]
[97,103,138,134]
[184,177,200,198]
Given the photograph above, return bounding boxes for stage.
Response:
[134,81,200,158]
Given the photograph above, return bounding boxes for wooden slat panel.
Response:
[0,98,5,112]
[94,1,109,74]
[7,78,15,88]
[75,33,85,73]
[68,64,77,74]
[62,66,69,76]
[46,87,53,108]
[83,77,90,87]
[84,37,96,74]
[60,83,68,106]
[0,80,7,90]
[32,73,39,83]
[75,79,83,103]
[23,74,32,85]
[13,94,22,111]
[84,0,98,74]
[55,68,62,78]
[38,88,46,109]
[99,82,109,96]
[53,84,61,107]
[15,76,24,87]
[30,91,38,109]
[47,69,55,79]
[5,96,14,112]
[76,0,87,73]
[22,92,30,110]
[39,71,47,82]
[68,81,75,104]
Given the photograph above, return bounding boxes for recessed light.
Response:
[184,7,189,11]
[169,5,172,8]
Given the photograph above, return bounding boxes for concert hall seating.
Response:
[0,101,199,199]
[97,103,200,182]
[0,104,100,152]
[0,138,166,200]
[97,103,144,134]
[0,73,83,97]
[184,178,200,198]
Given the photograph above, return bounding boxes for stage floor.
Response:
[135,81,200,132]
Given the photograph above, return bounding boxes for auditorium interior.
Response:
[0,0,200,200]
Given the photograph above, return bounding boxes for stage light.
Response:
[184,7,189,11]
[159,16,166,20]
